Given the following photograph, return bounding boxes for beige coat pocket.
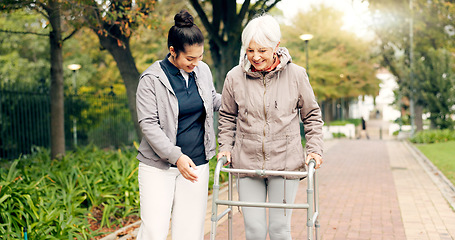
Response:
[232,134,262,170]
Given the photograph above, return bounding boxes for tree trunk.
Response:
[96,34,142,140]
[414,104,423,132]
[343,98,351,120]
[49,0,66,159]
[210,39,241,92]
[321,99,333,123]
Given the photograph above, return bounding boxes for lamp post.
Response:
[67,64,81,94]
[299,34,313,73]
[67,63,81,147]
[299,34,317,124]
[409,0,415,136]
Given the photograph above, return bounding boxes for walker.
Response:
[210,157,320,240]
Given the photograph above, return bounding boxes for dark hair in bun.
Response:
[174,10,194,27]
[168,10,204,55]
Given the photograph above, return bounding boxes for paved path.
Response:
[106,120,455,240]
[204,124,455,239]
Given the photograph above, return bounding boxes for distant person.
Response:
[135,9,221,240]
[358,116,370,139]
[217,14,324,240]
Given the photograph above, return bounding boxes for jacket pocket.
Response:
[265,136,288,171]
[286,136,306,171]
[232,134,261,170]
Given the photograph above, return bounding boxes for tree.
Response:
[1,0,79,159]
[414,48,454,129]
[78,0,160,139]
[0,10,50,86]
[282,5,380,121]
[368,0,455,131]
[77,0,188,139]
[189,0,282,91]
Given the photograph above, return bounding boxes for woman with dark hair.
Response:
[135,10,221,240]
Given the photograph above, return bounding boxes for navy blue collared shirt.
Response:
[159,55,207,166]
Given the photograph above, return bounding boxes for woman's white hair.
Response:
[240,14,281,61]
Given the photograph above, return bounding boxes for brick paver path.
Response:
[388,141,455,239]
[112,120,455,240]
[205,138,455,239]
[315,140,406,239]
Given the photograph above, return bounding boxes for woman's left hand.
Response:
[217,151,231,166]
[176,154,198,183]
[306,152,323,169]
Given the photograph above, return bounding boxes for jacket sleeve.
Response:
[213,90,222,112]
[217,73,238,153]
[297,68,324,156]
[136,75,182,165]
[208,68,222,112]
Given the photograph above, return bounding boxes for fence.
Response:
[0,84,137,160]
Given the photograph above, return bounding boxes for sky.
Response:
[275,0,373,38]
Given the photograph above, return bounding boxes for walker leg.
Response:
[228,173,233,240]
[210,158,227,240]
[314,171,320,240]
[307,161,316,240]
[210,184,220,240]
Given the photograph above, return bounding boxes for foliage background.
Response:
[0,146,139,238]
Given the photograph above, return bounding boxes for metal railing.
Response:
[0,84,137,160]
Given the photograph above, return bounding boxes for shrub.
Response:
[409,129,455,144]
[326,118,360,126]
[0,146,139,239]
[332,132,347,138]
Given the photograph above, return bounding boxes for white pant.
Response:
[137,162,209,240]
[238,177,300,240]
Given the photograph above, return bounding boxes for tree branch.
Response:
[238,0,251,22]
[62,28,79,42]
[0,29,48,36]
[188,0,223,47]
[264,0,282,12]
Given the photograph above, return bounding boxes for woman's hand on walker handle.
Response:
[176,154,198,183]
[306,152,323,169]
[217,151,231,166]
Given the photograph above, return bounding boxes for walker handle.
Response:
[218,156,228,165]
[308,158,317,171]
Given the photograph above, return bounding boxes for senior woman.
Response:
[217,14,324,240]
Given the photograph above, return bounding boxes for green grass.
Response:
[415,141,455,186]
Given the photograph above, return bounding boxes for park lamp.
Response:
[67,63,82,147]
[299,34,314,42]
[67,64,81,71]
[67,63,81,95]
[299,34,313,72]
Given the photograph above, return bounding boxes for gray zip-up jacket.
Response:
[136,60,221,169]
[218,47,323,176]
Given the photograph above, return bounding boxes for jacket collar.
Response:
[241,47,292,78]
[140,61,174,94]
[161,53,199,81]
[161,54,181,77]
[141,56,201,95]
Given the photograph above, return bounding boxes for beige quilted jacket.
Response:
[218,47,323,177]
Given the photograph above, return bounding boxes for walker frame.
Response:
[210,157,320,240]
